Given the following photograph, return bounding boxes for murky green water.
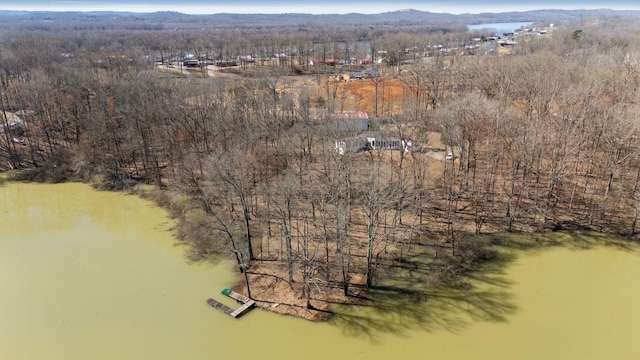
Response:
[2,181,640,359]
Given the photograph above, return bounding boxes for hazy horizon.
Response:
[1,1,640,15]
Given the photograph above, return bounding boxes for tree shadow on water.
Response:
[328,230,640,343]
[494,230,640,254]
[328,252,519,343]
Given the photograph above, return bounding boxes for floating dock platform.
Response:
[206,288,256,318]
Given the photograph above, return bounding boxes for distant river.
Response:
[1,180,640,359]
[468,21,533,35]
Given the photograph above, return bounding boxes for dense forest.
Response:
[2,9,640,319]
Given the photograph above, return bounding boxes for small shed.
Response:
[349,72,364,80]
[0,112,24,134]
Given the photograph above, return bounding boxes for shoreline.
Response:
[2,171,639,323]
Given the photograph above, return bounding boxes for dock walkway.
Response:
[206,298,235,314]
[206,288,256,319]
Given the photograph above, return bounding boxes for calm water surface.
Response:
[1,181,640,359]
[468,21,533,35]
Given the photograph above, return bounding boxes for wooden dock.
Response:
[206,298,235,314]
[206,288,256,319]
[222,288,250,303]
[230,300,256,318]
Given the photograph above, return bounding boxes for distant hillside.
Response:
[0,8,638,30]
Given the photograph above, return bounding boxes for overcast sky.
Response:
[2,1,640,14]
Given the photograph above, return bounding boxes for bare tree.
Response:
[207,148,257,261]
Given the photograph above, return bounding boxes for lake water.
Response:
[468,22,533,35]
[1,180,640,359]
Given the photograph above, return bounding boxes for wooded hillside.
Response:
[2,11,640,319]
